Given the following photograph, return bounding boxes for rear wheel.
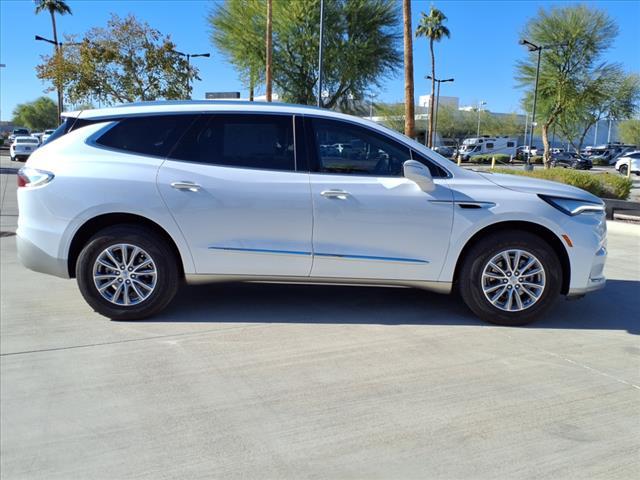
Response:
[76,225,179,320]
[458,231,562,326]
[619,165,628,176]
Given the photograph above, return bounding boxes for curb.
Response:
[603,198,640,220]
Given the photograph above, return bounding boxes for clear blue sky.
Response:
[1,0,639,121]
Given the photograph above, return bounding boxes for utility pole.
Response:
[476,100,486,137]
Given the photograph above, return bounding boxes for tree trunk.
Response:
[542,122,552,169]
[402,0,415,139]
[265,0,273,102]
[428,39,436,148]
[51,10,62,124]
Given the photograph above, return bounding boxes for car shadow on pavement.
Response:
[148,279,639,333]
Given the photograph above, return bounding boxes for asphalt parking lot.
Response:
[1,153,639,479]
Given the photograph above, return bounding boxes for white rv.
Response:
[457,136,517,161]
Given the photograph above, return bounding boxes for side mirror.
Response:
[403,160,435,192]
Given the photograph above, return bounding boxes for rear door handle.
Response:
[171,181,201,192]
[321,189,351,199]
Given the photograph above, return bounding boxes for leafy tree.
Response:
[210,0,401,112]
[618,119,640,146]
[557,72,640,153]
[415,6,450,148]
[376,102,405,133]
[37,14,193,106]
[11,97,58,131]
[210,0,265,100]
[34,0,72,123]
[402,0,415,138]
[516,5,619,167]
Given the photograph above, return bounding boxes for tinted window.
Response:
[507,142,514,147]
[169,114,295,171]
[486,142,494,149]
[96,115,197,157]
[311,119,410,176]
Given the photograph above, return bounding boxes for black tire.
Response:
[549,161,557,168]
[458,231,562,326]
[10,156,15,162]
[619,165,628,176]
[76,225,180,320]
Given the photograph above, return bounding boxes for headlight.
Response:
[539,194,604,216]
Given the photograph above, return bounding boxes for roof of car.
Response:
[62,100,369,124]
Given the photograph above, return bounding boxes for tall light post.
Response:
[174,51,210,99]
[476,100,487,137]
[519,39,566,170]
[317,0,325,107]
[426,75,454,146]
[35,34,64,124]
[35,35,82,124]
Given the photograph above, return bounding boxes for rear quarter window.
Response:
[95,115,198,157]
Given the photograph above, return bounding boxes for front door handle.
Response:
[321,189,351,200]
[171,181,201,192]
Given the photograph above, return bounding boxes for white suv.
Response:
[17,102,607,325]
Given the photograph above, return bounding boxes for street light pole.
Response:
[175,51,210,99]
[425,75,454,147]
[317,0,325,107]
[35,35,64,124]
[519,39,566,170]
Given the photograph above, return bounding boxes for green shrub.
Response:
[492,168,632,200]
[599,172,633,199]
[530,155,544,164]
[592,158,610,166]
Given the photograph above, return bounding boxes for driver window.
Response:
[310,118,411,176]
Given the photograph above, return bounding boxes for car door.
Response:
[157,113,313,277]
[306,117,454,281]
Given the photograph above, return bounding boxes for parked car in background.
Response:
[10,136,40,162]
[31,132,44,144]
[41,129,55,143]
[516,145,538,160]
[549,152,592,170]
[9,128,30,143]
[583,143,637,165]
[17,101,607,326]
[614,151,640,176]
[433,145,455,158]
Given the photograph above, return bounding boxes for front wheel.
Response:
[458,231,562,326]
[619,165,628,176]
[76,225,180,320]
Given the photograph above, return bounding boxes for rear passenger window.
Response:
[96,115,197,157]
[169,114,295,171]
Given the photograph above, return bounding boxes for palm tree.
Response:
[402,0,415,139]
[265,0,273,102]
[416,6,450,148]
[34,0,72,123]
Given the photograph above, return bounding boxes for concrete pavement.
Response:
[1,163,639,479]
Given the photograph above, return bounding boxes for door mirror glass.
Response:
[403,160,435,192]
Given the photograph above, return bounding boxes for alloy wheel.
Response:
[93,243,157,306]
[481,249,546,312]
